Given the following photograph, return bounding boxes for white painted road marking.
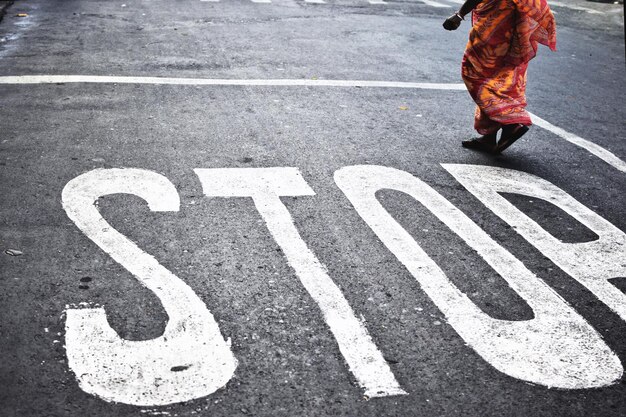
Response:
[444,164,626,321]
[190,0,608,14]
[549,1,603,14]
[62,169,237,406]
[189,0,605,13]
[191,0,472,6]
[334,165,622,389]
[419,0,453,8]
[194,168,407,398]
[1,75,622,172]
[0,75,466,90]
[60,164,626,405]
[529,112,626,173]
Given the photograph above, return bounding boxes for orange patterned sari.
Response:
[462,0,556,134]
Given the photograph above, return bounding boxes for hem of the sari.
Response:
[475,112,532,135]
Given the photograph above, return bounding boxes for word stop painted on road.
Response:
[62,165,624,406]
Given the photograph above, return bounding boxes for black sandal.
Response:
[495,124,529,154]
[462,138,497,153]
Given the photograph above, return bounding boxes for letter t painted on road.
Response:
[194,167,407,398]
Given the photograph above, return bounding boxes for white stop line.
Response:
[1,75,624,173]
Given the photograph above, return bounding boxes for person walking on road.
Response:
[443,0,556,154]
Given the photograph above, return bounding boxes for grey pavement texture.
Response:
[0,0,625,416]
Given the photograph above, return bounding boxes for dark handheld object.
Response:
[443,13,464,31]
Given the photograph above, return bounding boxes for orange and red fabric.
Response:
[461,0,557,135]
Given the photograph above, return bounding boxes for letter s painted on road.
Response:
[62,168,237,406]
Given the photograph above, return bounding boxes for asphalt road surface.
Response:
[1,0,625,416]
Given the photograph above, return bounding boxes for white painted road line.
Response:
[194,168,407,398]
[0,75,466,90]
[191,0,605,12]
[420,0,453,8]
[549,1,603,14]
[529,112,626,173]
[1,75,622,173]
